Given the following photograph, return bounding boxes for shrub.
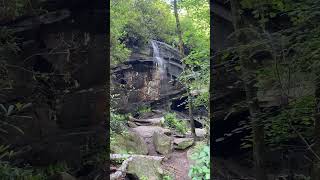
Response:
[164,113,188,134]
[137,106,151,114]
[188,144,210,180]
[162,175,174,180]
[0,160,69,180]
[0,162,43,180]
[110,113,128,133]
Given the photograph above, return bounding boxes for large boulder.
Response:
[186,128,207,138]
[127,156,164,180]
[127,121,138,128]
[152,131,172,155]
[131,117,164,126]
[174,138,194,150]
[196,128,207,138]
[132,126,171,138]
[111,131,148,155]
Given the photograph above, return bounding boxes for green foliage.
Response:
[110,0,176,65]
[137,106,152,114]
[178,0,210,111]
[0,162,43,180]
[36,162,69,178]
[0,161,69,180]
[164,113,188,134]
[110,113,128,134]
[188,144,210,180]
[225,0,320,151]
[0,0,29,21]
[162,174,174,180]
[0,102,33,139]
[141,176,148,180]
[265,96,315,146]
[0,145,15,161]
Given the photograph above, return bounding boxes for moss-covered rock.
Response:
[111,131,148,155]
[174,138,194,150]
[127,156,163,180]
[152,131,172,155]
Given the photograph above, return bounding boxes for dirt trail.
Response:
[129,113,192,180]
[162,150,191,180]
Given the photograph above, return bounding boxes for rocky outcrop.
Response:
[130,117,164,126]
[111,41,185,113]
[111,131,149,155]
[110,154,165,180]
[132,126,171,138]
[153,131,173,155]
[127,156,164,180]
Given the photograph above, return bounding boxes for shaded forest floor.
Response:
[129,110,193,180]
[110,108,208,179]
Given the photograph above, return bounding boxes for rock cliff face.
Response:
[0,0,107,173]
[111,41,185,113]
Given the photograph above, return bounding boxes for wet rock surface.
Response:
[111,41,185,113]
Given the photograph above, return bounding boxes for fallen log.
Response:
[110,154,165,161]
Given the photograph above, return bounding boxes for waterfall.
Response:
[151,40,170,100]
[151,40,166,80]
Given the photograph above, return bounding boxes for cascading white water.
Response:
[151,40,170,100]
[151,40,166,80]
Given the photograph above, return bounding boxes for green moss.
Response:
[111,132,148,155]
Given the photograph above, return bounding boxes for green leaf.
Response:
[235,66,241,71]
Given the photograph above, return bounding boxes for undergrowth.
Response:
[188,143,210,180]
[164,113,188,134]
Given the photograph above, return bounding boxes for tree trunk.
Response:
[188,90,196,139]
[173,0,195,138]
[173,0,184,56]
[312,69,320,180]
[230,1,267,180]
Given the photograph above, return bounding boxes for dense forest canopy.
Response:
[110,0,209,65]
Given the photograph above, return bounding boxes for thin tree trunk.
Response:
[312,69,320,180]
[173,0,195,138]
[188,90,196,139]
[230,1,267,180]
[173,0,184,56]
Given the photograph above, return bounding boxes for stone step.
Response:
[132,126,171,138]
[129,116,164,126]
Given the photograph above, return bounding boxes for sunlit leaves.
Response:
[110,0,176,65]
[188,144,210,179]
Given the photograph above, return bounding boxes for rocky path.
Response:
[162,150,191,180]
[128,113,197,180]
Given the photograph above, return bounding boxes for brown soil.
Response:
[162,150,191,180]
